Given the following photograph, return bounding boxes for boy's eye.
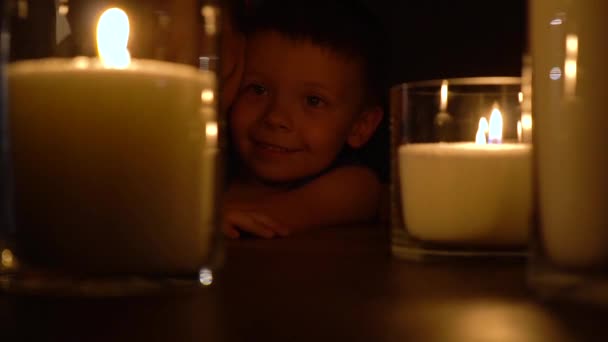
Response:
[305,95,325,108]
[245,83,267,96]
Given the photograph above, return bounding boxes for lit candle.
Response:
[398,107,532,246]
[8,8,217,274]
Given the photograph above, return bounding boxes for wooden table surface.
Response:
[1,224,607,341]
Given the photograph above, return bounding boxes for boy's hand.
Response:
[222,209,290,239]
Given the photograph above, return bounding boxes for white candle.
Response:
[532,0,608,268]
[8,8,217,274]
[398,106,531,247]
[399,143,531,246]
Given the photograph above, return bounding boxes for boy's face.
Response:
[230,31,368,183]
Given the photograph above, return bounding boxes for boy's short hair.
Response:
[242,0,389,108]
[224,0,249,33]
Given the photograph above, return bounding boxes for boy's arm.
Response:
[224,166,381,237]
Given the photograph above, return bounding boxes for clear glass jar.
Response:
[390,77,532,260]
[0,0,224,295]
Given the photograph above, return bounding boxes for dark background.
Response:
[3,0,528,84]
[375,0,528,85]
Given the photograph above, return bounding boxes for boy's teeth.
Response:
[263,144,286,152]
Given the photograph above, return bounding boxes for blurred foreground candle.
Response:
[531,0,608,269]
[398,107,531,246]
[7,8,217,274]
[527,0,608,306]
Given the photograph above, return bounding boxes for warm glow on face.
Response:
[440,80,448,111]
[97,8,131,68]
[488,106,503,144]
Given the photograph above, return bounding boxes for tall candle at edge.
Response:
[532,0,608,268]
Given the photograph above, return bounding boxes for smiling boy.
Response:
[223,0,388,238]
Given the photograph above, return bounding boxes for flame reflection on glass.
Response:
[201,5,218,36]
[564,34,578,97]
[201,89,215,104]
[199,268,213,286]
[517,120,523,142]
[205,121,218,147]
[440,80,448,112]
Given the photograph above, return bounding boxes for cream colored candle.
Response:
[8,58,216,274]
[531,0,608,268]
[399,143,531,246]
[7,8,218,274]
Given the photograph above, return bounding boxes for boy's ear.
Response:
[347,106,383,148]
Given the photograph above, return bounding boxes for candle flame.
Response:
[440,80,448,112]
[475,117,488,144]
[475,129,487,145]
[478,117,489,134]
[488,106,503,144]
[97,8,131,68]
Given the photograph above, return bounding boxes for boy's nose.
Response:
[260,98,293,131]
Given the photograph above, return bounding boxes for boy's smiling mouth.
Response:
[252,139,302,154]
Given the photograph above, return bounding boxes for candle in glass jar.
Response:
[398,108,532,246]
[8,8,217,274]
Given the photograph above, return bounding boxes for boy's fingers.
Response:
[222,224,241,239]
[249,213,289,237]
[225,211,275,239]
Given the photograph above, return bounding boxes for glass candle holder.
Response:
[527,0,608,306]
[390,77,532,260]
[0,0,224,295]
